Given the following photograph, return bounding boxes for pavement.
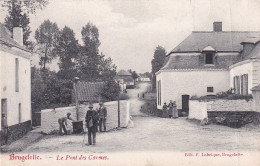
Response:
[2,82,260,153]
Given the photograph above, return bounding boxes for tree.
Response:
[99,53,117,81]
[1,0,49,14]
[4,0,32,47]
[151,46,166,90]
[131,71,138,84]
[99,79,120,101]
[35,19,59,70]
[77,22,101,81]
[54,26,79,79]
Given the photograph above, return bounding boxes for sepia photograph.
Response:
[0,0,260,165]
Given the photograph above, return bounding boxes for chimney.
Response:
[213,22,222,32]
[13,27,23,46]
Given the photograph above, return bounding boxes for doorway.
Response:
[1,99,7,125]
[182,95,190,113]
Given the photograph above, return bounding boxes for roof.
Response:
[241,37,260,44]
[171,31,260,53]
[161,53,239,70]
[139,73,150,78]
[251,84,260,91]
[75,82,105,102]
[0,23,29,52]
[117,70,131,76]
[247,42,260,59]
[124,77,134,82]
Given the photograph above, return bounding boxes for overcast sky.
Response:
[1,0,260,73]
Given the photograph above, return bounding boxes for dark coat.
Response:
[97,106,107,119]
[85,110,99,128]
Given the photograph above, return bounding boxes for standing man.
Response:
[85,103,99,145]
[97,102,107,132]
[1,113,8,145]
[58,112,73,135]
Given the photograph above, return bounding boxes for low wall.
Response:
[189,99,254,121]
[41,100,130,134]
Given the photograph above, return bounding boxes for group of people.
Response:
[58,102,107,145]
[162,100,178,118]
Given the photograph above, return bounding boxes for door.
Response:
[1,99,8,126]
[182,95,190,113]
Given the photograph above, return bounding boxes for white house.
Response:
[0,23,31,144]
[156,22,260,112]
[138,73,151,82]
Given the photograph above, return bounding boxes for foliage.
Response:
[1,0,49,14]
[190,89,253,101]
[54,26,79,79]
[119,93,130,100]
[77,22,101,81]
[99,53,117,81]
[35,19,59,70]
[99,79,120,101]
[151,46,166,90]
[31,67,73,113]
[4,0,32,47]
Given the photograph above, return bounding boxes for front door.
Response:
[182,95,190,113]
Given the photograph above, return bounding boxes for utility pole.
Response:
[73,77,80,120]
[117,80,120,128]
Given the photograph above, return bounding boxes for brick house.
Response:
[0,23,31,144]
[156,22,260,112]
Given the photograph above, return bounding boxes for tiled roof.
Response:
[117,69,131,76]
[161,53,240,70]
[139,73,149,78]
[171,31,260,53]
[0,23,28,51]
[75,82,105,102]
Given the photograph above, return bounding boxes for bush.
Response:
[119,93,130,100]
[99,79,120,101]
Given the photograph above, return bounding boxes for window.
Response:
[242,74,248,95]
[157,80,161,106]
[205,53,214,64]
[18,103,21,123]
[207,87,214,92]
[15,58,19,92]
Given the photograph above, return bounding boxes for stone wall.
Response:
[189,99,254,121]
[41,100,130,134]
[1,120,31,145]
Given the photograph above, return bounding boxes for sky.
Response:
[1,0,260,73]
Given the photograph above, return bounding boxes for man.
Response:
[1,113,8,145]
[58,112,73,135]
[85,103,99,145]
[97,102,107,132]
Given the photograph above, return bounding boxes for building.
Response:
[156,22,260,112]
[73,80,105,104]
[115,70,134,90]
[138,73,151,82]
[0,23,31,144]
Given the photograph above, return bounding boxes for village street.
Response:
[19,83,260,153]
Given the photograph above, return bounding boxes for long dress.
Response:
[172,103,178,118]
[168,103,173,117]
[162,104,168,118]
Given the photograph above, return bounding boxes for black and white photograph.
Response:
[0,0,260,166]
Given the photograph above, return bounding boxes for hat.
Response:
[88,103,94,108]
[67,112,71,116]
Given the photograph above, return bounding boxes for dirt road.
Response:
[22,83,260,153]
